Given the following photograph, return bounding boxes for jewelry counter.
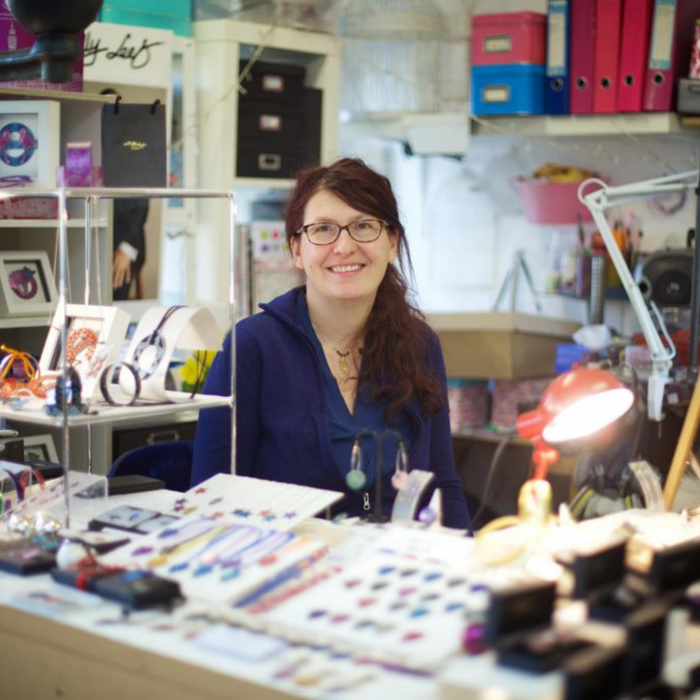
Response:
[2,483,700,700]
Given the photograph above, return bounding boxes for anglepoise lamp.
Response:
[581,171,700,421]
[0,0,102,82]
[516,367,635,485]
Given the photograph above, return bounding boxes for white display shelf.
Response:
[0,217,109,229]
[0,394,231,429]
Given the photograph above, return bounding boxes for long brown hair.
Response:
[285,158,443,416]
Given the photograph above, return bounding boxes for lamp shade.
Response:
[517,367,635,446]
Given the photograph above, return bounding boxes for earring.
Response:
[346,439,366,490]
[391,441,409,490]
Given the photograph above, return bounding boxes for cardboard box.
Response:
[428,312,580,380]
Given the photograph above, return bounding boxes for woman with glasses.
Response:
[191,158,470,529]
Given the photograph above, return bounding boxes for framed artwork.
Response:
[0,250,57,317]
[40,304,131,398]
[23,434,59,464]
[0,100,60,188]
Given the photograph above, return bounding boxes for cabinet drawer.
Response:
[238,61,306,104]
[236,146,304,179]
[238,101,304,142]
[112,421,197,461]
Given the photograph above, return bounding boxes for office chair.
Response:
[108,440,194,492]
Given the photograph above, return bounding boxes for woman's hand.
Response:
[112,250,132,288]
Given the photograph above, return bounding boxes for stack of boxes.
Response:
[470,12,547,116]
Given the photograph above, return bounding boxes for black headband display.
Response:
[132,306,184,380]
[99,362,141,406]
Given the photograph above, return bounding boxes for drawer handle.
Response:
[146,429,180,445]
[258,154,281,171]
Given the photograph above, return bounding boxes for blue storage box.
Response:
[471,64,545,116]
[99,0,192,36]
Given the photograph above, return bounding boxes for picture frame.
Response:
[23,434,59,464]
[0,250,57,317]
[40,303,131,399]
[0,100,60,188]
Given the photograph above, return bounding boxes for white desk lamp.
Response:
[580,170,698,421]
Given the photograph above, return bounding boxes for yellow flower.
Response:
[179,350,217,391]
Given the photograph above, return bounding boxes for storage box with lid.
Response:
[428,312,581,380]
[99,0,192,36]
[471,12,546,66]
[471,64,546,116]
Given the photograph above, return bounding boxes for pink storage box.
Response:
[513,178,596,225]
[471,12,546,66]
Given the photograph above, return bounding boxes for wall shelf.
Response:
[472,112,692,138]
[342,111,695,156]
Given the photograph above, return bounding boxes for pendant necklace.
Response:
[335,349,351,380]
[313,326,359,382]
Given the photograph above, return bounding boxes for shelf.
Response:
[471,112,691,138]
[0,393,232,429]
[341,112,470,155]
[0,217,108,229]
[0,86,115,105]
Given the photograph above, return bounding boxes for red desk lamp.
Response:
[516,367,635,481]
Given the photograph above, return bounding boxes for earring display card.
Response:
[88,504,177,535]
[159,473,343,531]
[258,529,484,672]
[100,513,327,605]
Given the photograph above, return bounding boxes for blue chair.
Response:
[108,440,194,492]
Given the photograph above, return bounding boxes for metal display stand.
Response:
[0,186,236,526]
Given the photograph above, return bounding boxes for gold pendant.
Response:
[337,352,350,379]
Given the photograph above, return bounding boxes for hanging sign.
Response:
[83,22,173,89]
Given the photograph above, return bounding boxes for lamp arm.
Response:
[580,174,694,421]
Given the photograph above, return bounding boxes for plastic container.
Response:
[513,178,594,224]
[471,12,546,66]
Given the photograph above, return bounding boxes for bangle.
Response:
[99,362,141,406]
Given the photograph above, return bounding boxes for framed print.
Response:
[0,100,60,188]
[0,250,57,317]
[23,434,59,464]
[40,303,131,399]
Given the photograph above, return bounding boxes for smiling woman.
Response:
[192,158,470,530]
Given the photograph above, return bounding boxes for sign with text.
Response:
[83,22,173,88]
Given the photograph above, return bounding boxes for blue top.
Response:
[190,286,470,528]
[297,291,411,486]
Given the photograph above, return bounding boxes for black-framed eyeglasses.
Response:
[295,218,386,245]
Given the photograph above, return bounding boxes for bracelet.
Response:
[99,362,141,406]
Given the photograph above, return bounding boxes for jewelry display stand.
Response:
[0,186,236,527]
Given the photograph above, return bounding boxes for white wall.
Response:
[340,132,699,335]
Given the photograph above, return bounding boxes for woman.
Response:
[191,158,470,529]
